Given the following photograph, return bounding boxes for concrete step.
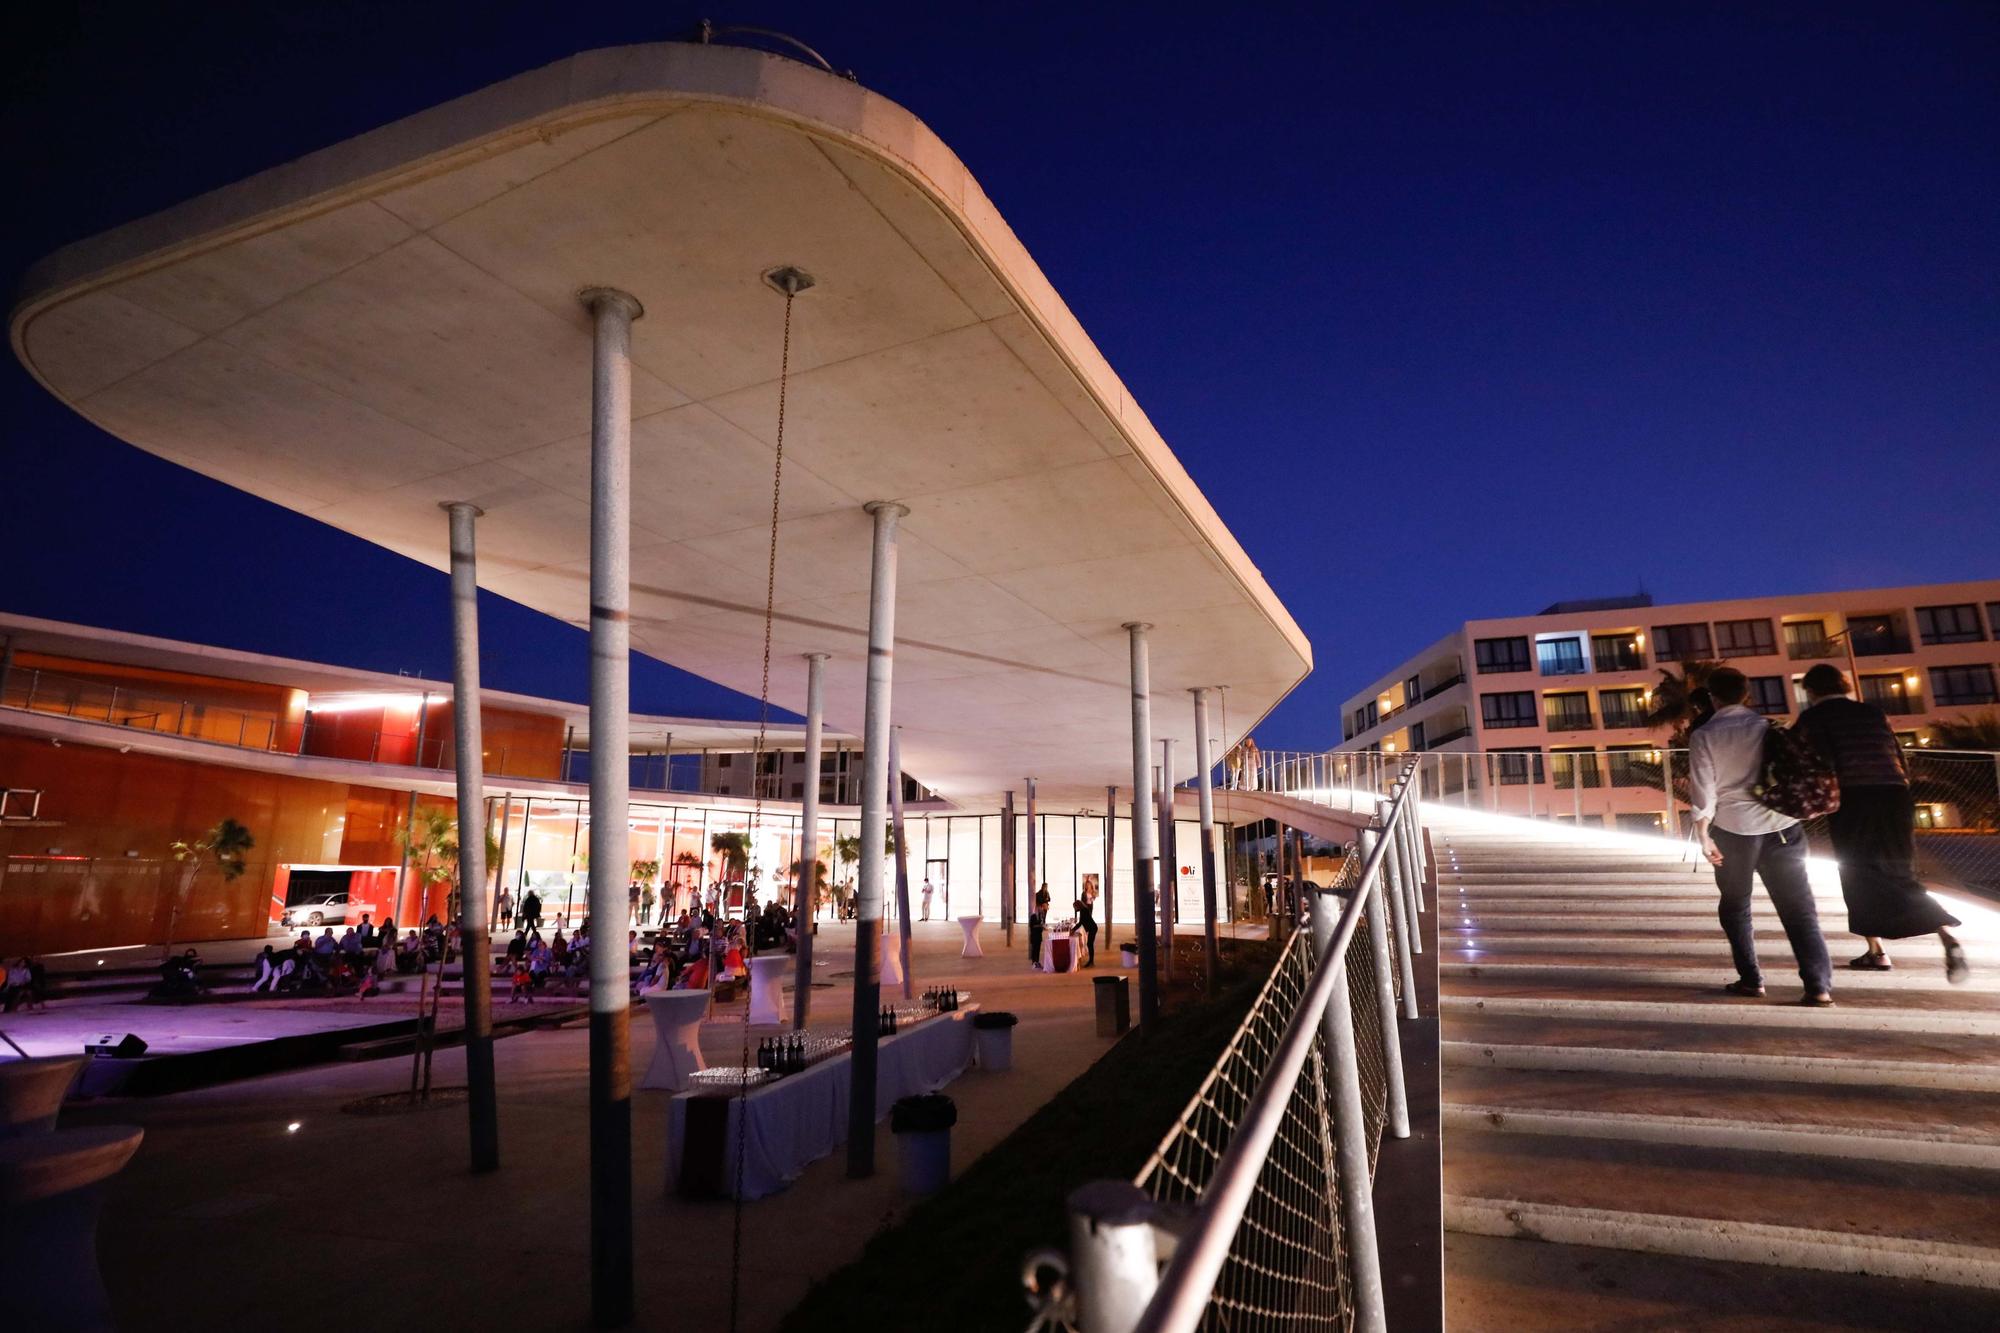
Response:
[1447,895,1846,913]
[1442,957,2000,992]
[1441,984,2000,1036]
[1443,1065,2000,1168]
[1440,930,1993,961]
[1444,1127,2000,1289]
[1443,1011,2000,1092]
[1441,870,1712,884]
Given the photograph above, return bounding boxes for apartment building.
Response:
[1338,580,2000,828]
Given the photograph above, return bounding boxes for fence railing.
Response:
[1033,759,1425,1332]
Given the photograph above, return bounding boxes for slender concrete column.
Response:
[847,500,907,1177]
[1001,790,1016,946]
[1103,786,1117,949]
[1159,738,1177,980]
[1025,776,1039,966]
[1125,622,1160,1030]
[793,653,827,1029]
[441,500,499,1174]
[890,727,914,1000]
[1192,689,1220,990]
[581,285,640,1328]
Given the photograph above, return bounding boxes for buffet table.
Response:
[665,1006,977,1200]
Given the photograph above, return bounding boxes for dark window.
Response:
[1480,691,1537,729]
[1916,604,1985,646]
[1591,633,1645,672]
[1989,604,2000,640]
[1475,637,1532,674]
[1494,748,1544,785]
[1931,665,1998,706]
[1651,622,1712,660]
[1606,745,1663,788]
[1785,620,1839,660]
[717,753,733,768]
[1364,701,1379,730]
[1747,676,1789,715]
[1544,692,1593,731]
[789,782,804,798]
[1405,674,1421,707]
[1550,748,1602,790]
[1536,639,1587,676]
[1600,687,1647,728]
[1847,615,1909,656]
[1714,618,1776,658]
[1409,720,1427,752]
[1858,672,1917,715]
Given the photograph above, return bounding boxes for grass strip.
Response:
[781,939,1282,1332]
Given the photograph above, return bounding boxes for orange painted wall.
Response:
[0,731,437,954]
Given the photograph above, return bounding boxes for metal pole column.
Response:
[441,500,498,1174]
[1001,791,1016,946]
[890,728,914,1000]
[847,500,907,1177]
[793,653,827,1029]
[1306,889,1390,1333]
[1026,776,1039,967]
[1104,785,1117,949]
[1192,689,1220,989]
[581,286,640,1327]
[1158,738,1177,979]
[1125,622,1160,1031]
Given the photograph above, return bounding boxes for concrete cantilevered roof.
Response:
[10,41,1310,805]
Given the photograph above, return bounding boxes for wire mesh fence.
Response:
[1132,926,1347,1329]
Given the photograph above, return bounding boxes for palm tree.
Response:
[791,857,829,915]
[166,817,254,954]
[1930,711,2000,752]
[1644,659,1728,744]
[832,834,861,891]
[710,831,750,882]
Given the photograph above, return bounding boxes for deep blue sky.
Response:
[4,3,1995,748]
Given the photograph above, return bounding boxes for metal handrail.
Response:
[1065,757,1424,1333]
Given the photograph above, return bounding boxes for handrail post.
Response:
[1068,1181,1164,1333]
[1398,797,1426,915]
[1376,800,1421,958]
[1364,862,1412,1139]
[1306,888,1389,1333]
[1364,826,1418,1020]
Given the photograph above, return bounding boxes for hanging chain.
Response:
[728,287,794,1333]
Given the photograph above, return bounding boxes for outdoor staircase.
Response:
[1435,813,2000,1325]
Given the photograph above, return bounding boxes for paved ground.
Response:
[58,920,1139,1332]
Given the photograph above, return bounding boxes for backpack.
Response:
[1753,724,1841,820]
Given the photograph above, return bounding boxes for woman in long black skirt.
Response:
[1794,665,1967,982]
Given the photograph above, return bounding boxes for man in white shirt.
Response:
[1689,668,1832,1004]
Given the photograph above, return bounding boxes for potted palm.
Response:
[166,817,254,956]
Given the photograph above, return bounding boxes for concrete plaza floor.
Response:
[59,919,1141,1332]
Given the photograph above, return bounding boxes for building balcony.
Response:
[1592,647,1645,673]
[1425,726,1473,747]
[1546,714,1596,732]
[1421,674,1466,700]
[1852,635,1913,657]
[1600,709,1648,729]
[1787,640,1845,660]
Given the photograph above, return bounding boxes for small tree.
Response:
[395,807,500,923]
[166,817,254,955]
[631,859,660,923]
[832,834,861,890]
[791,857,829,915]
[1931,712,2000,752]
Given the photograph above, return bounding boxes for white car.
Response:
[281,893,376,927]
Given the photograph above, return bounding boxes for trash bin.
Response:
[1119,942,1138,969]
[891,1094,956,1195]
[972,1010,1018,1071]
[1092,974,1130,1037]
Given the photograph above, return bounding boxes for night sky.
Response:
[4,3,1995,748]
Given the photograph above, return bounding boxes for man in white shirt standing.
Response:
[1689,667,1833,1005]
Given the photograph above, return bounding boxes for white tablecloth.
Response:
[957,915,984,958]
[665,1006,977,1200]
[640,988,711,1092]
